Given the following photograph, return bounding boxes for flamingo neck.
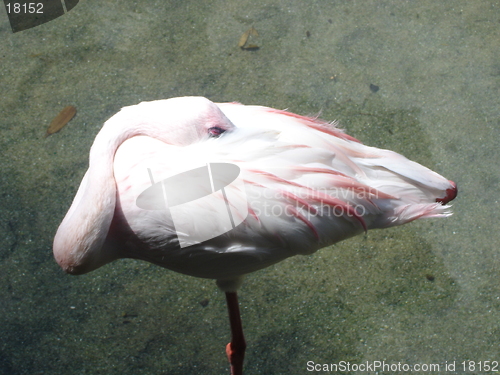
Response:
[53,97,233,275]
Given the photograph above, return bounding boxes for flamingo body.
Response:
[53,97,456,374]
[53,97,456,284]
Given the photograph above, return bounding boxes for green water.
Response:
[0,1,498,374]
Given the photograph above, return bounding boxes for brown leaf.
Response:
[45,105,76,137]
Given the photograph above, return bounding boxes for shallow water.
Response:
[0,0,499,374]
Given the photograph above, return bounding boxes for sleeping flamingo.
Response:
[53,96,457,375]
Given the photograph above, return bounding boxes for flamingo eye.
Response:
[208,126,226,138]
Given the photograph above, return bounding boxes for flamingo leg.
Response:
[225,291,246,375]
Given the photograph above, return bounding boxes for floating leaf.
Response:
[45,105,76,138]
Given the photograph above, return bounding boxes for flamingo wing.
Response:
[110,103,455,279]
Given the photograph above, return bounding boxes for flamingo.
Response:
[53,96,457,375]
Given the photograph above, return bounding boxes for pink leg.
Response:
[225,291,246,375]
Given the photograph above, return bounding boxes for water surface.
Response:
[0,1,498,374]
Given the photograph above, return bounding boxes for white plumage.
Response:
[54,96,456,283]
